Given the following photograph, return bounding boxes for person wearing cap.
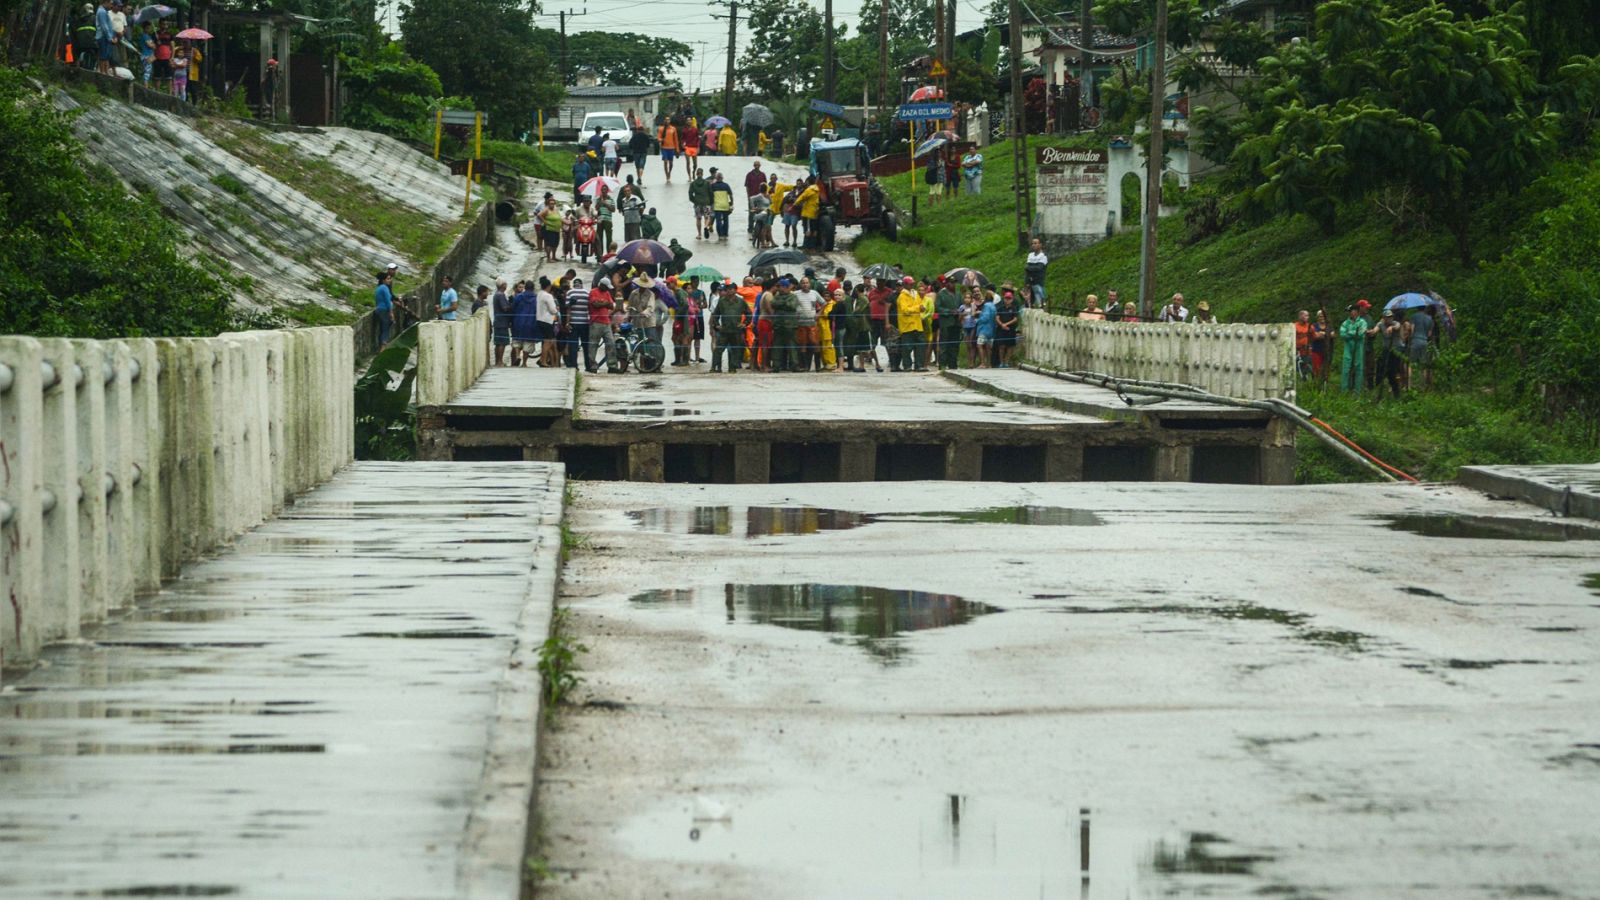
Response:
[894,276,926,372]
[263,57,281,118]
[626,275,663,348]
[710,282,748,373]
[1338,301,1377,392]
[1376,307,1406,398]
[587,277,618,373]
[841,284,874,373]
[995,290,1021,368]
[373,271,396,347]
[1190,300,1217,324]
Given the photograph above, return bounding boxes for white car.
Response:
[580,111,638,159]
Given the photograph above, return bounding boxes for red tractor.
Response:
[808,138,898,251]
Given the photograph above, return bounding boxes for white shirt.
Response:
[792,290,822,326]
[1026,250,1048,266]
[109,9,126,35]
[1161,304,1189,323]
[602,139,619,159]
[536,290,560,325]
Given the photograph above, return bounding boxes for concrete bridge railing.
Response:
[416,310,491,407]
[0,328,354,676]
[1024,313,1296,399]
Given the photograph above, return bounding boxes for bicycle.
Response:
[596,322,665,374]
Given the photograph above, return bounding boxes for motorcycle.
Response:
[575,213,598,263]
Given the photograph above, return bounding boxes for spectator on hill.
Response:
[1079,294,1105,320]
[374,271,396,347]
[1024,239,1048,308]
[1160,293,1189,323]
[1294,309,1314,378]
[1190,301,1217,324]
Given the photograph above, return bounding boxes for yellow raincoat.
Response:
[818,297,837,367]
[718,126,738,155]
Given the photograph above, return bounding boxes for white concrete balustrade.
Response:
[416,309,491,408]
[1024,312,1297,399]
[0,327,353,676]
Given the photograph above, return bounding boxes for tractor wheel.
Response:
[882,210,899,242]
[820,215,836,252]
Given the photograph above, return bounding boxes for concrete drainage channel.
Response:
[419,370,1297,485]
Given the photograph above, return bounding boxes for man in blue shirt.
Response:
[373,271,395,346]
[94,0,114,75]
[437,275,458,321]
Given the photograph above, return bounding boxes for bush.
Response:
[0,68,232,338]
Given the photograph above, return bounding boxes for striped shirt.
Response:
[565,288,591,326]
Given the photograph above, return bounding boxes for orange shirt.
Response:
[1294,321,1312,353]
[658,125,680,150]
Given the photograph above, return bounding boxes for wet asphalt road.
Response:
[538,479,1600,899]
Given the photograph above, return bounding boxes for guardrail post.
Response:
[0,337,45,674]
[103,340,135,610]
[68,340,110,624]
[36,339,81,644]
[127,338,161,593]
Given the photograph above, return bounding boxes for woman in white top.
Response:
[536,280,562,367]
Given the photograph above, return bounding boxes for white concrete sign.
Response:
[1035,147,1109,248]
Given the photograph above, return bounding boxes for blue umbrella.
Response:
[704,115,732,129]
[1385,292,1434,312]
[132,4,175,23]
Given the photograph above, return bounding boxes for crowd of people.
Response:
[75,0,203,98]
[475,264,1034,375]
[1293,297,1454,397]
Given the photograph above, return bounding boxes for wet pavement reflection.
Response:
[1382,514,1600,541]
[628,505,1104,536]
[630,583,999,663]
[619,794,1269,899]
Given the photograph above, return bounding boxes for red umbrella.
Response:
[908,85,944,101]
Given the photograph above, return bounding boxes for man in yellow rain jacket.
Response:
[895,277,927,372]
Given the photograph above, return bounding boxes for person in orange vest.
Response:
[657,120,680,183]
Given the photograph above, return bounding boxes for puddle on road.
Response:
[617,794,1270,899]
[602,405,703,417]
[1052,602,1370,652]
[630,583,998,663]
[1382,514,1600,541]
[628,505,1103,536]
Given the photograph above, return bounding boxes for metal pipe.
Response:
[1018,363,1397,482]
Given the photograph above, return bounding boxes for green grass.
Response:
[480,139,577,183]
[209,172,249,198]
[284,301,356,327]
[200,118,469,265]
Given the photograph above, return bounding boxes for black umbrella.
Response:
[616,239,675,266]
[749,247,809,268]
[861,263,903,282]
[741,103,775,129]
[944,267,992,288]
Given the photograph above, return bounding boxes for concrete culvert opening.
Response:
[1083,445,1154,481]
[495,199,519,223]
[875,444,947,481]
[771,443,841,483]
[1192,445,1263,485]
[981,445,1047,482]
[665,444,737,484]
[559,445,626,481]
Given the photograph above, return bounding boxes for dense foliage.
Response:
[339,42,449,141]
[0,68,232,338]
[555,32,693,89]
[400,0,563,139]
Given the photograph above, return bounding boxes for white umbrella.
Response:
[577,175,622,198]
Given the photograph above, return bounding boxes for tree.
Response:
[559,32,692,89]
[1210,0,1556,264]
[737,0,827,98]
[400,0,563,137]
[0,68,232,338]
[340,41,447,140]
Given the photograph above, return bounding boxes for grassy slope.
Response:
[480,140,576,183]
[858,138,1597,483]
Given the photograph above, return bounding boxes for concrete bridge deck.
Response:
[0,462,564,898]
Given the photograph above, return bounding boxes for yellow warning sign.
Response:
[820,116,835,130]
[929,59,948,77]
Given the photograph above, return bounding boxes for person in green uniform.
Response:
[841,285,873,372]
[1338,303,1376,392]
[710,283,749,372]
[768,278,800,372]
[934,277,963,370]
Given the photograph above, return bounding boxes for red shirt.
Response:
[826,278,842,295]
[867,287,891,321]
[589,288,614,325]
[680,125,699,150]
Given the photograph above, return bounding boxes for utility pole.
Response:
[878,0,890,125]
[1139,0,1167,320]
[946,0,957,65]
[1078,0,1092,98]
[824,0,836,103]
[724,1,738,118]
[933,0,944,75]
[558,8,587,86]
[1007,0,1031,251]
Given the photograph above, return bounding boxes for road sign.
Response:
[929,60,947,77]
[440,110,487,126]
[449,158,495,176]
[809,98,846,117]
[819,116,835,130]
[895,102,954,122]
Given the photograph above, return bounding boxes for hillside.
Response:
[61,84,490,325]
[857,138,1600,483]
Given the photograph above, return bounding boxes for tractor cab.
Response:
[806,138,898,247]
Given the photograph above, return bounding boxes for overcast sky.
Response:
[383,0,980,94]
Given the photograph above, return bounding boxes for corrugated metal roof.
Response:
[563,85,668,99]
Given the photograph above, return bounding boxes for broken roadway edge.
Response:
[1459,463,1600,522]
